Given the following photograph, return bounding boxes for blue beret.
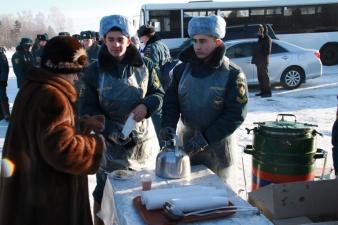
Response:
[188,15,226,39]
[99,14,134,38]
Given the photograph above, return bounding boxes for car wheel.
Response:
[320,42,338,66]
[281,67,304,89]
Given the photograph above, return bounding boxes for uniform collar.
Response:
[179,43,226,69]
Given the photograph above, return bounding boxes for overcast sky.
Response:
[0,0,189,34]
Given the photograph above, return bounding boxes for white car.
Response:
[225,39,322,89]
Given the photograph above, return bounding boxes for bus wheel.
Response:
[281,66,304,90]
[320,42,338,66]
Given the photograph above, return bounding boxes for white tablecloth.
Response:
[99,165,273,225]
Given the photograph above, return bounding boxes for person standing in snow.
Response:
[78,14,164,225]
[137,24,171,143]
[251,24,272,98]
[80,31,100,63]
[160,15,248,190]
[0,36,106,225]
[32,33,48,68]
[0,47,10,121]
[11,37,34,88]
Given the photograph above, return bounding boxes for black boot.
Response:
[0,101,10,121]
[255,92,263,96]
[261,92,272,98]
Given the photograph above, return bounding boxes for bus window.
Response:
[149,10,181,39]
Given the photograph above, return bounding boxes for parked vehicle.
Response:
[225,39,322,89]
[140,0,338,65]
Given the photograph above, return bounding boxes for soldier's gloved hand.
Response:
[107,131,131,146]
[159,127,176,141]
[184,132,208,157]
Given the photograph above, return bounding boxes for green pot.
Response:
[244,114,326,190]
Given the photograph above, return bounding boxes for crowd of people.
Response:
[0,12,336,225]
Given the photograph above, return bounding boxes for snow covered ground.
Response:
[0,50,337,207]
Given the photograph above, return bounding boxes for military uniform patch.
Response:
[153,72,161,89]
[236,73,248,104]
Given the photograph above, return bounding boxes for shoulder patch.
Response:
[153,71,161,89]
[236,72,248,104]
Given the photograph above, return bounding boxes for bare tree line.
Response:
[0,7,73,48]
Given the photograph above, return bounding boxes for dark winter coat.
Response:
[143,34,171,87]
[251,34,272,65]
[87,43,100,63]
[11,45,34,88]
[32,45,44,68]
[0,48,9,86]
[0,68,105,225]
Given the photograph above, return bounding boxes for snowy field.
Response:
[0,50,337,208]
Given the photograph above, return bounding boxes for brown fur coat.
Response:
[0,68,105,225]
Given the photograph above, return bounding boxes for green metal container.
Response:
[244,114,326,190]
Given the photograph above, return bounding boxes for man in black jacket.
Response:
[0,47,9,121]
[252,24,272,97]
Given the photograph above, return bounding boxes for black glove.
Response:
[159,127,176,141]
[184,132,208,157]
[0,81,7,87]
[107,131,131,146]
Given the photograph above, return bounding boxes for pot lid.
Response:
[255,114,317,133]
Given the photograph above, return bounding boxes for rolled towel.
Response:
[142,186,228,210]
[168,196,229,212]
[141,185,215,204]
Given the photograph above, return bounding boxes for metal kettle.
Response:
[155,135,191,179]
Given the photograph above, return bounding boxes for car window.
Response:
[224,24,277,41]
[226,42,254,58]
[271,42,288,54]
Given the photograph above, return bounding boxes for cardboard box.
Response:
[248,179,338,224]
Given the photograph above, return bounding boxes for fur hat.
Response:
[20,38,33,46]
[37,33,48,41]
[41,36,88,74]
[188,15,226,39]
[137,25,155,37]
[58,32,70,36]
[72,34,82,40]
[80,31,93,39]
[99,14,134,38]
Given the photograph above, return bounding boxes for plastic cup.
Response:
[140,173,152,191]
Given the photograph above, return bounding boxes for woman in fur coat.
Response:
[0,36,106,225]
